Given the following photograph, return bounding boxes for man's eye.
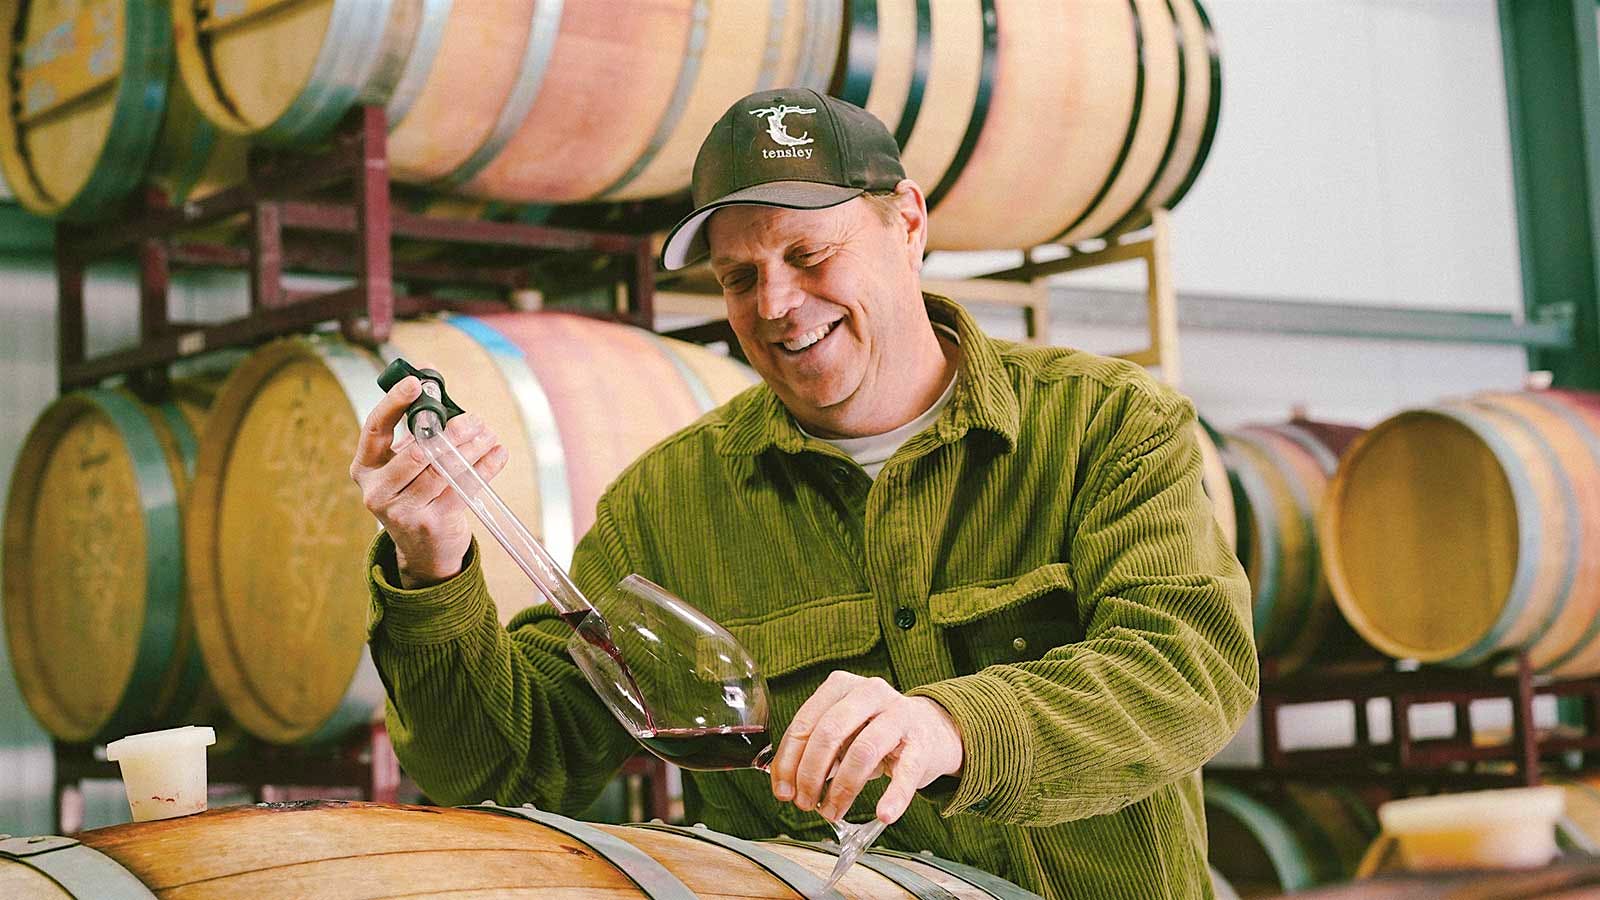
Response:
[721,272,754,292]
[795,249,830,267]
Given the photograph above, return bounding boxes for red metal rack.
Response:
[1209,653,1600,790]
[52,105,658,393]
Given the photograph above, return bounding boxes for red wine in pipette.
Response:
[635,725,771,771]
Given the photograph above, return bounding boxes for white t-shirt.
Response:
[799,371,959,480]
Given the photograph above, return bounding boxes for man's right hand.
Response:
[349,374,509,588]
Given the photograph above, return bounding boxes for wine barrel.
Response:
[1322,397,1587,669]
[1224,421,1364,674]
[1,0,159,218]
[0,0,249,219]
[1204,781,1378,896]
[2,383,214,742]
[924,0,1218,250]
[0,800,1044,899]
[1196,418,1238,552]
[170,0,435,143]
[185,315,755,744]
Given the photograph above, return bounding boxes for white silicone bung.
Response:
[104,725,217,823]
[1377,786,1565,871]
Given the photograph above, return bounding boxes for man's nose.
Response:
[755,271,805,320]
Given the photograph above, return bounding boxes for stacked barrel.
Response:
[1321,390,1600,676]
[3,0,1223,250]
[1204,780,1380,896]
[3,314,756,746]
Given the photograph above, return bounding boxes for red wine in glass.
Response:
[634,725,772,771]
[560,607,656,731]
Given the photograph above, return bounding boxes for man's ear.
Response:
[892,179,929,272]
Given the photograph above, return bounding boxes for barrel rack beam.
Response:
[1208,652,1600,791]
[52,106,658,393]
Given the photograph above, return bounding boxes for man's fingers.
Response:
[353,376,420,472]
[818,715,901,821]
[770,671,860,801]
[792,680,895,812]
[875,751,926,824]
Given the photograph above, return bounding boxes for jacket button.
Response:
[831,464,851,483]
[894,607,917,629]
[1012,637,1028,652]
[972,797,992,812]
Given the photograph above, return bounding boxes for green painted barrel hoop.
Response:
[1232,430,1323,647]
[1222,440,1283,651]
[1104,0,1187,239]
[925,0,996,211]
[1051,0,1145,246]
[1204,781,1319,892]
[1160,0,1220,211]
[88,389,184,740]
[55,0,174,220]
[893,0,933,148]
[153,398,207,720]
[464,804,697,899]
[836,0,878,108]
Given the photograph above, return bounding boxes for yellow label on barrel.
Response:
[17,0,122,122]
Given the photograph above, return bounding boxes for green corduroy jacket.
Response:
[366,295,1257,899]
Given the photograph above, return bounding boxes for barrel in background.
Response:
[1224,419,1365,674]
[183,314,756,745]
[1204,780,1379,897]
[2,384,215,742]
[1321,391,1600,674]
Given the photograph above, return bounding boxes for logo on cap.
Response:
[750,104,816,159]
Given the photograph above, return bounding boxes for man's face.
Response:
[706,191,926,433]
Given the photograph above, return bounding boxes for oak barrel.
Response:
[2,384,214,742]
[1321,394,1600,670]
[0,0,242,218]
[0,800,1044,899]
[184,315,754,744]
[923,0,1220,250]
[1224,421,1364,674]
[1204,780,1378,896]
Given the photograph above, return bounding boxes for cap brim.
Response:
[660,181,866,270]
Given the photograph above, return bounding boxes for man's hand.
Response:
[768,670,964,825]
[348,374,508,588]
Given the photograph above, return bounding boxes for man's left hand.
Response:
[768,670,964,825]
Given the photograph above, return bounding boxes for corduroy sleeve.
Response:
[366,494,639,814]
[908,383,1258,827]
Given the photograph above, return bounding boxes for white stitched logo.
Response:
[751,104,816,160]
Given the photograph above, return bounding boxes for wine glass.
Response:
[566,573,889,889]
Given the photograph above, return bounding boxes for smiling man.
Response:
[353,89,1256,900]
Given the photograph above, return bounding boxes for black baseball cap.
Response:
[660,88,906,270]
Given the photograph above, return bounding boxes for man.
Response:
[350,88,1256,899]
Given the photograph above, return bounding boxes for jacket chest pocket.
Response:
[929,563,1080,674]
